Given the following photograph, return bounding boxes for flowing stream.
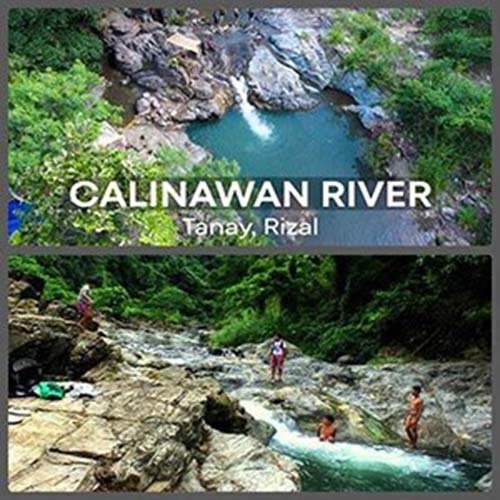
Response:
[106,327,488,492]
[240,400,485,492]
[188,77,432,246]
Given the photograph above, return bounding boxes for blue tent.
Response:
[8,193,30,237]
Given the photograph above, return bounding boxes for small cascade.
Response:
[240,399,480,491]
[230,75,273,140]
[107,328,488,492]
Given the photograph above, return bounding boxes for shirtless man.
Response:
[317,414,338,443]
[404,385,424,449]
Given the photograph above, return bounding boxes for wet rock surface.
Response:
[104,327,492,462]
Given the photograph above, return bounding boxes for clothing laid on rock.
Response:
[33,382,66,400]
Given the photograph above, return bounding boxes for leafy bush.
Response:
[327,10,406,89]
[8,255,75,303]
[318,324,381,363]
[12,121,180,245]
[364,132,399,175]
[42,277,76,303]
[393,60,491,192]
[457,205,480,233]
[8,255,46,278]
[123,285,201,323]
[9,61,120,191]
[9,8,103,71]
[93,285,131,317]
[211,309,279,347]
[425,8,491,66]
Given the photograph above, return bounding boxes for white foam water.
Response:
[240,400,466,480]
[230,75,273,141]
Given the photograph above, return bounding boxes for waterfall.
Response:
[230,75,273,141]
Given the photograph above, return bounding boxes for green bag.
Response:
[34,382,65,400]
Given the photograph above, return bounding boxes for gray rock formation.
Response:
[9,312,112,379]
[104,328,492,462]
[269,31,334,88]
[247,47,318,110]
[330,70,388,131]
[123,122,210,166]
[8,282,300,493]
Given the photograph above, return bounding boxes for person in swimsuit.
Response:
[404,385,424,449]
[270,335,288,382]
[317,414,338,443]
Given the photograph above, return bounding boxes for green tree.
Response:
[9,61,120,192]
[9,8,103,71]
[424,8,492,66]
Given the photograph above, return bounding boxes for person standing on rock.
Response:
[76,279,97,330]
[270,335,288,383]
[404,385,424,449]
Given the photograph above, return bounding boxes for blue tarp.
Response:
[8,198,30,237]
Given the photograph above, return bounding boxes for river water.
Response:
[106,327,488,492]
[188,80,432,246]
[240,400,486,492]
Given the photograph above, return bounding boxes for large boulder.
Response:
[329,69,389,132]
[194,429,300,492]
[247,47,318,111]
[269,31,334,88]
[9,313,112,378]
[123,122,210,166]
[330,69,383,107]
[332,362,492,460]
[343,104,389,132]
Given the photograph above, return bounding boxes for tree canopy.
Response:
[9,255,491,363]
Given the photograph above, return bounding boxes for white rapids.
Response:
[240,400,472,487]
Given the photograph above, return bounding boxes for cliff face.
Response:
[8,279,300,493]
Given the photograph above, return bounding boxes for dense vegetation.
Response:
[8,8,492,244]
[9,255,491,363]
[424,8,492,66]
[8,9,179,245]
[9,9,103,71]
[328,9,492,241]
[8,9,264,246]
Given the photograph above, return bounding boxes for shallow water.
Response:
[109,328,488,492]
[188,92,431,246]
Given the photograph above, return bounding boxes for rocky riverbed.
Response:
[8,278,492,491]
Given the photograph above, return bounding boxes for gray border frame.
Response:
[1,0,496,499]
